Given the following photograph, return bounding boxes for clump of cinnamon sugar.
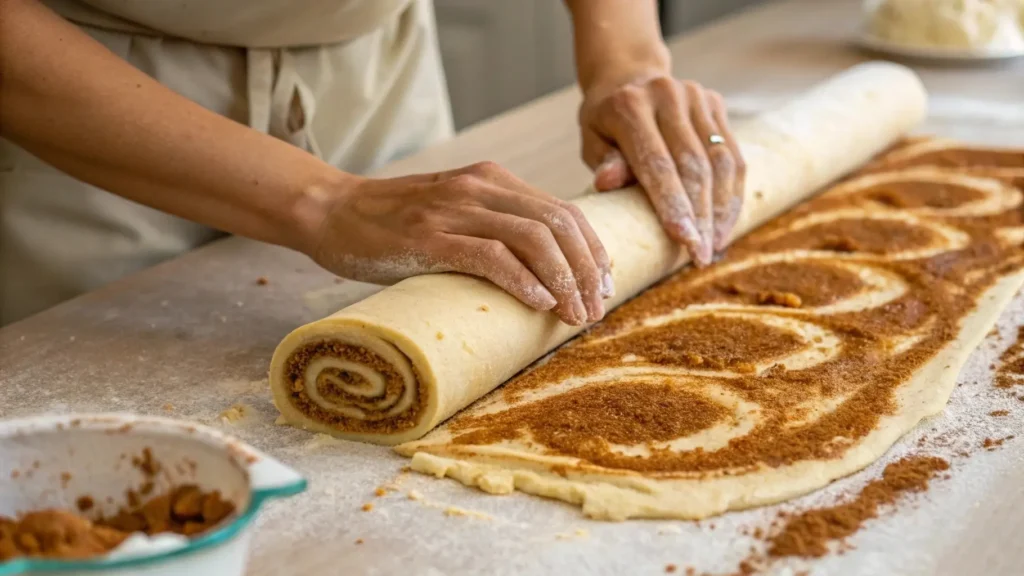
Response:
[0,511,127,561]
[757,291,802,308]
[96,484,234,537]
[0,449,235,563]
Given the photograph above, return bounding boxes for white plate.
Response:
[857,31,1024,63]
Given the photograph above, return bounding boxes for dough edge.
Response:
[400,270,1024,520]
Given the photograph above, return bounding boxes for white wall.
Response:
[434,0,768,130]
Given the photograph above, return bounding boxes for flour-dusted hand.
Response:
[301,162,613,326]
[564,0,745,265]
[579,74,746,265]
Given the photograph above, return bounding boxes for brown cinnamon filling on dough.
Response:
[590,316,803,371]
[318,369,371,404]
[604,261,865,324]
[867,181,984,209]
[283,340,428,433]
[452,381,728,471]
[883,148,1024,171]
[761,218,937,255]
[710,262,862,309]
[441,141,1024,477]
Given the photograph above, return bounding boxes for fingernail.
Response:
[536,286,558,310]
[601,271,616,298]
[584,296,605,323]
[679,219,711,266]
[573,297,589,325]
[558,294,588,326]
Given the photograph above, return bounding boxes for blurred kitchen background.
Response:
[435,0,767,129]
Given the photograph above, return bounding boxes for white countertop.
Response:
[2,1,1023,574]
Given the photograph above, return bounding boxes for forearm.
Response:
[0,0,345,254]
[562,0,670,92]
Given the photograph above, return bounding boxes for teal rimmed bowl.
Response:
[0,413,306,575]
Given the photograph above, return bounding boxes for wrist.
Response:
[288,167,361,258]
[576,40,671,95]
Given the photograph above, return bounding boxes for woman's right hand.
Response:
[299,161,614,326]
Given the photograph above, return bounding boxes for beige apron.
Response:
[0,0,454,326]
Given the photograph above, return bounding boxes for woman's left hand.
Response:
[578,69,745,266]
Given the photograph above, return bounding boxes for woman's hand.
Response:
[578,71,746,266]
[563,0,746,266]
[301,162,613,326]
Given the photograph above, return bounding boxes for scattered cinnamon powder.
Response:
[994,326,1024,388]
[982,436,1014,450]
[131,448,160,477]
[766,455,949,558]
[374,487,387,497]
[989,409,1010,417]
[361,503,374,512]
[76,496,94,513]
[355,538,364,545]
[256,276,269,286]
[665,564,677,573]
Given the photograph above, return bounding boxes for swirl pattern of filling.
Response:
[413,138,1024,481]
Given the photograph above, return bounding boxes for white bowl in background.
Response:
[0,413,306,576]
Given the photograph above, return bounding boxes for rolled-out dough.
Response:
[268,62,928,445]
[398,139,1024,520]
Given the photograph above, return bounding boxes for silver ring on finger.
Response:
[708,134,726,146]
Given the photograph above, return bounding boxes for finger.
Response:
[446,208,590,326]
[708,91,746,251]
[654,81,713,260]
[688,85,738,255]
[483,193,607,320]
[434,235,560,313]
[600,87,709,265]
[459,162,614,300]
[556,200,616,299]
[582,127,633,191]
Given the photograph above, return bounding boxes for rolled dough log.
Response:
[268,62,928,445]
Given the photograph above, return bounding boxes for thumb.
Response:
[582,127,633,192]
[593,149,633,192]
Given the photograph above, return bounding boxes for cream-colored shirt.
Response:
[0,0,453,325]
[42,0,413,47]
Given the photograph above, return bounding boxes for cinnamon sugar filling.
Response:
[284,340,428,434]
